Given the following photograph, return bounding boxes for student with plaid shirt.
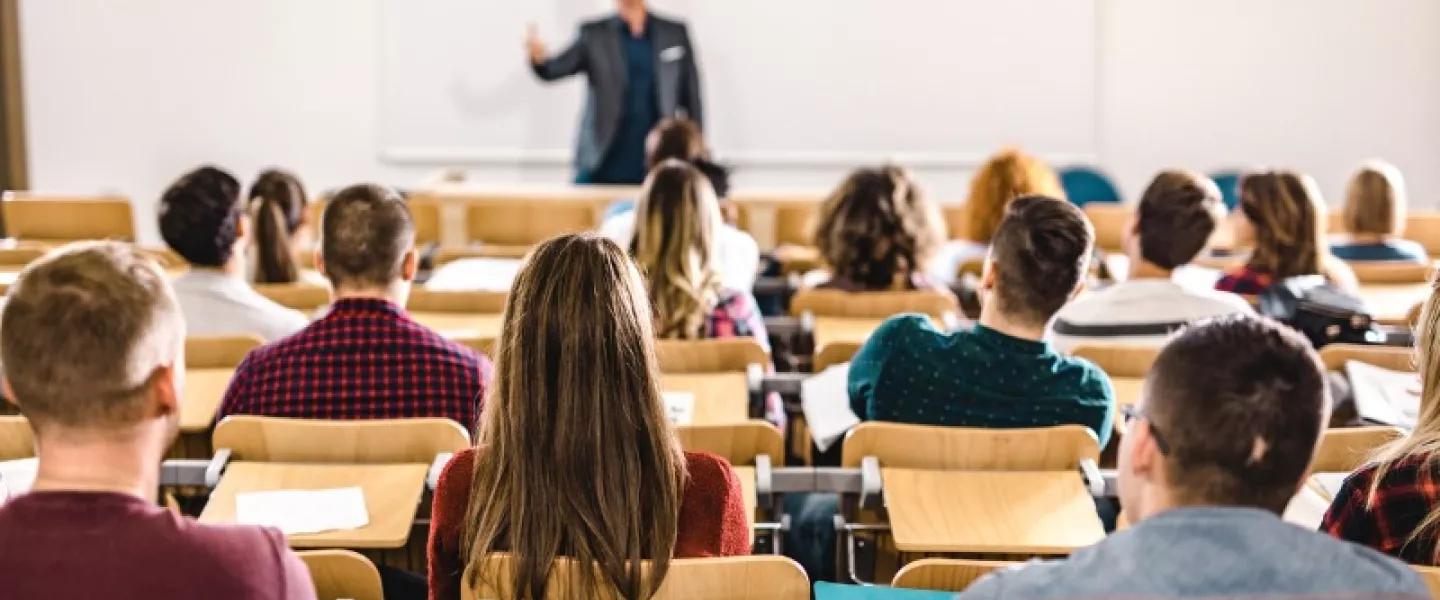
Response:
[1214,170,1356,296]
[216,184,491,432]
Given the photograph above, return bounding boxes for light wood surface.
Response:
[298,549,385,600]
[213,416,470,463]
[408,198,444,246]
[452,336,497,357]
[734,194,822,250]
[814,341,862,371]
[792,289,959,320]
[882,468,1105,554]
[1070,344,1159,379]
[1082,204,1131,254]
[734,465,757,538]
[412,312,504,340]
[179,368,237,433]
[663,373,750,426]
[426,193,602,247]
[1112,377,1144,409]
[813,317,887,353]
[465,555,810,600]
[1360,283,1432,326]
[1312,427,1405,473]
[407,289,508,313]
[1349,261,1432,284]
[1412,565,1440,600]
[891,558,1019,592]
[201,462,428,549]
[1,193,135,242]
[1402,212,1440,257]
[0,246,44,266]
[185,335,262,369]
[842,423,1100,470]
[255,283,331,312]
[0,415,32,460]
[1318,343,1415,373]
[655,338,769,374]
[674,421,784,467]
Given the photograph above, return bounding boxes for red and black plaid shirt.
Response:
[1321,454,1440,564]
[215,298,491,432]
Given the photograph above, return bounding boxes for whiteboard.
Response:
[378,0,1098,167]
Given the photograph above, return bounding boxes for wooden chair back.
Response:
[1348,261,1432,284]
[1410,301,1426,328]
[0,416,33,460]
[841,423,1099,470]
[791,289,959,320]
[454,196,599,247]
[675,421,784,467]
[454,336,497,357]
[655,339,769,374]
[0,246,44,266]
[1070,344,1160,379]
[408,289,508,314]
[891,558,1019,592]
[734,197,819,249]
[464,555,810,600]
[298,550,384,600]
[255,283,330,312]
[1412,564,1440,599]
[1407,212,1440,258]
[408,197,443,246]
[1311,426,1406,473]
[943,206,968,243]
[1082,203,1131,253]
[814,342,862,371]
[212,416,469,464]
[185,335,264,369]
[1318,344,1414,373]
[1,193,135,242]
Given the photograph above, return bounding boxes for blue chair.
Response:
[1058,166,1122,207]
[814,582,957,600]
[1210,171,1242,211]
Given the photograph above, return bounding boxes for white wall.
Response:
[20,0,1440,244]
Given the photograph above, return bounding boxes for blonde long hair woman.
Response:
[426,233,750,600]
[1214,170,1357,295]
[1322,276,1440,563]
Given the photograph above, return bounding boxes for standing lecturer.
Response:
[526,0,704,185]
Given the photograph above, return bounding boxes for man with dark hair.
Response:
[1051,170,1251,351]
[961,316,1426,598]
[158,165,308,341]
[216,183,490,432]
[0,242,315,600]
[849,195,1113,446]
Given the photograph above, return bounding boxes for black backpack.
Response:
[1257,275,1381,347]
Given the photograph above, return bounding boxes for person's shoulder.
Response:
[165,518,296,574]
[436,447,479,497]
[1392,239,1430,260]
[875,313,937,337]
[682,449,734,480]
[958,556,1087,599]
[1055,352,1115,400]
[1288,524,1431,594]
[648,12,688,29]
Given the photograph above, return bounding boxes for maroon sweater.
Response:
[427,448,751,600]
[0,491,315,600]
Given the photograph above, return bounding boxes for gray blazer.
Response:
[531,14,703,175]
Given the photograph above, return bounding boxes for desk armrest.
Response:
[1079,458,1104,497]
[205,448,232,490]
[428,452,455,491]
[859,456,882,510]
[160,459,210,487]
[755,454,773,511]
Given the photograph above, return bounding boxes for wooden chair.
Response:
[675,421,784,469]
[891,558,1018,592]
[655,338,769,374]
[254,283,330,312]
[409,197,443,247]
[1349,261,1432,284]
[791,289,959,320]
[1413,564,1440,599]
[1,193,135,242]
[942,207,968,244]
[407,289,507,313]
[445,193,600,252]
[1318,344,1414,373]
[814,342,862,371]
[454,336,497,356]
[0,415,33,460]
[0,246,44,266]
[1069,344,1159,379]
[1082,203,1131,254]
[1410,301,1426,328]
[185,335,263,369]
[464,555,810,600]
[1311,426,1405,473]
[841,422,1101,471]
[212,416,469,464]
[733,195,820,250]
[1407,212,1440,258]
[298,550,384,600]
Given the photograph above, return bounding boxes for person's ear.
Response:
[235,213,250,242]
[2,378,18,410]
[313,249,326,277]
[980,256,997,291]
[1127,420,1161,477]
[147,364,181,419]
[1070,280,1087,301]
[401,248,419,282]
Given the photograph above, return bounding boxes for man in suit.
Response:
[526,0,703,185]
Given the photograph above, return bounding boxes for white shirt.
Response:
[930,239,990,284]
[170,270,311,342]
[1050,278,1254,353]
[425,257,524,292]
[598,213,761,291]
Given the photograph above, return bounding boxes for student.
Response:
[934,148,1065,283]
[849,195,1114,447]
[0,241,316,600]
[1330,160,1428,262]
[808,165,951,294]
[1215,170,1357,295]
[248,168,326,286]
[158,165,310,342]
[1051,170,1252,351]
[1322,281,1440,563]
[216,183,491,431]
[427,233,750,600]
[960,316,1426,598]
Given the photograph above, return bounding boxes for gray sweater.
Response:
[960,506,1427,599]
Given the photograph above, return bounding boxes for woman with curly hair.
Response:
[809,165,949,292]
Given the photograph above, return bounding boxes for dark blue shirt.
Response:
[590,17,658,185]
[1330,239,1428,263]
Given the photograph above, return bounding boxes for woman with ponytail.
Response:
[247,169,324,286]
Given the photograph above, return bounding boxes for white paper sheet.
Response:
[663,392,695,426]
[1312,473,1347,501]
[425,257,524,292]
[802,364,860,453]
[0,457,37,500]
[235,487,370,535]
[1346,360,1420,427]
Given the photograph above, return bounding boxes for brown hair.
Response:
[249,169,309,285]
[320,183,414,289]
[630,160,723,340]
[645,118,706,170]
[158,165,243,268]
[1,241,182,430]
[813,165,945,291]
[1342,160,1407,237]
[988,195,1093,325]
[1144,315,1328,513]
[461,233,687,600]
[1135,170,1225,270]
[1239,170,1350,284]
[958,148,1065,243]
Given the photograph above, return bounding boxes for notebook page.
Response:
[1346,360,1419,427]
[662,391,696,426]
[235,487,370,535]
[802,364,859,453]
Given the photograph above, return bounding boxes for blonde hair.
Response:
[1343,160,1407,237]
[1239,170,1355,287]
[461,233,687,599]
[957,148,1065,243]
[630,159,723,340]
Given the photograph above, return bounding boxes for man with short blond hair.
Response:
[0,241,315,600]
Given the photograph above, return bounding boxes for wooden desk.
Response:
[1360,283,1429,326]
[662,373,750,426]
[733,465,758,543]
[411,313,504,339]
[201,462,428,549]
[180,368,236,433]
[882,469,1104,555]
[814,317,886,352]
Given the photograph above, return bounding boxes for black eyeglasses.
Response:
[1120,404,1170,455]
